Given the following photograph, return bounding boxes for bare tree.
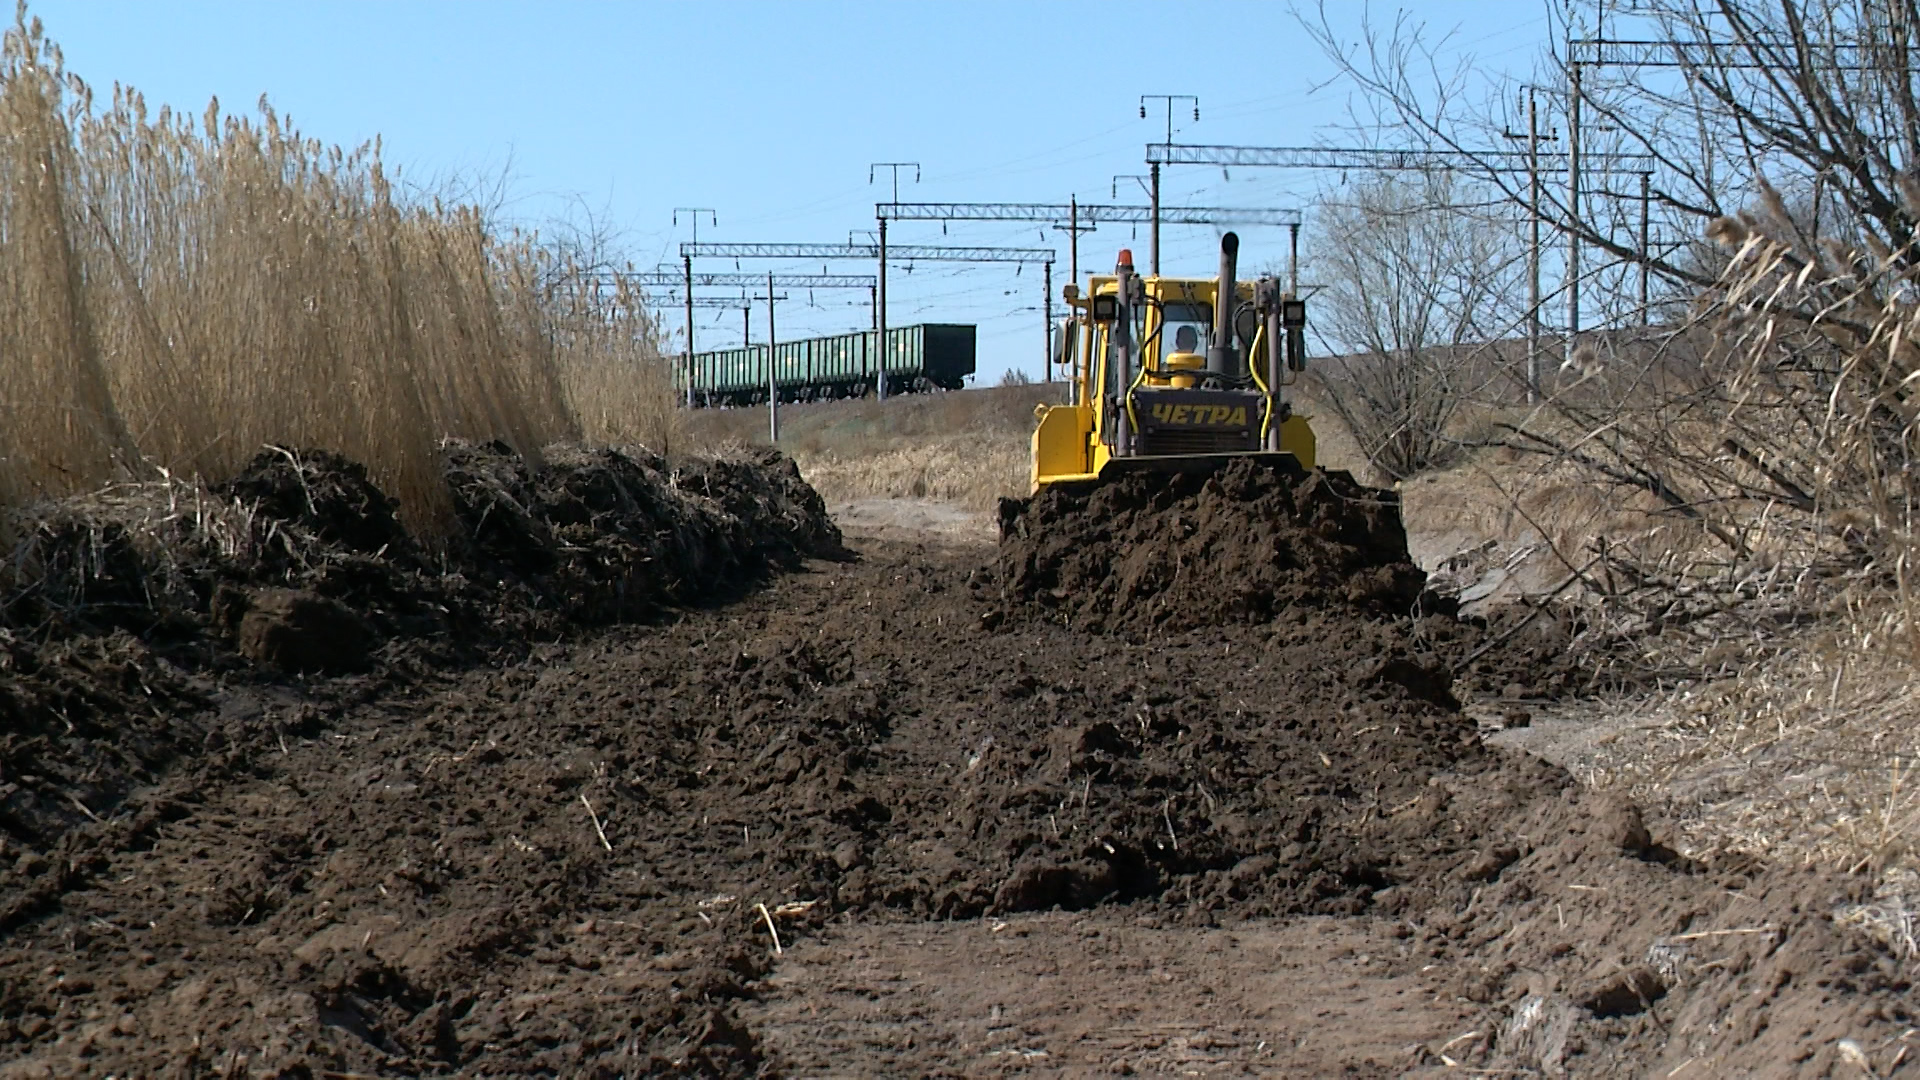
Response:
[1307,170,1527,479]
[1296,0,1920,328]
[1294,1,1920,582]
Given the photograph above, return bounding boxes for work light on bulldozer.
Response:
[1030,232,1314,491]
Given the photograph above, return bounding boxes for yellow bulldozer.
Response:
[1032,232,1315,491]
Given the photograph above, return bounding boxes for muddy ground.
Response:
[0,454,1913,1077]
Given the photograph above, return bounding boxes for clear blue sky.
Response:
[34,0,1555,383]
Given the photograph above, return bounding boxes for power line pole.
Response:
[766,271,778,444]
[1505,85,1553,402]
[1139,95,1199,276]
[851,230,881,329]
[869,163,919,401]
[673,208,716,408]
[1289,223,1301,294]
[1055,197,1100,296]
[1042,259,1054,385]
[877,215,888,399]
[1069,197,1078,288]
[1111,173,1152,266]
[1530,88,1545,395]
[1062,196,1098,294]
[1566,57,1583,353]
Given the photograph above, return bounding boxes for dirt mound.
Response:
[216,447,413,558]
[443,441,840,625]
[0,443,840,859]
[993,461,1581,701]
[995,461,1434,635]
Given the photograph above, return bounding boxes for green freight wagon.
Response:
[686,323,975,406]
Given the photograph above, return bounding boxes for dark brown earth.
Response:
[994,461,1581,701]
[0,456,1913,1076]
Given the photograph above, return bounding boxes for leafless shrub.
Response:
[1307,171,1527,479]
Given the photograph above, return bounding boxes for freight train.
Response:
[687,323,975,406]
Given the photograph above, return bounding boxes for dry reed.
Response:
[0,11,673,533]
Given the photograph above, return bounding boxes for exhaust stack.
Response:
[1209,231,1240,378]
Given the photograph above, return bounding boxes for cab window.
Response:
[1157,302,1211,365]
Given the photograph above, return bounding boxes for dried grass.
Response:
[791,435,1028,513]
[1555,606,1920,957]
[0,13,672,535]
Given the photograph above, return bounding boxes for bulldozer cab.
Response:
[1031,234,1316,492]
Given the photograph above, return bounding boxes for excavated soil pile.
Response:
[0,443,840,866]
[996,460,1432,634]
[995,460,1576,699]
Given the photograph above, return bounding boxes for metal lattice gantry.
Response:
[876,202,1302,288]
[1569,37,1895,70]
[681,240,1059,398]
[1145,142,1653,174]
[632,271,874,289]
[875,202,1299,226]
[662,295,788,309]
[680,241,1053,262]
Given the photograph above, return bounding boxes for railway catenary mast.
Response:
[671,209,717,408]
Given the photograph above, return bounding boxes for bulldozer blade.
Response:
[1036,450,1306,497]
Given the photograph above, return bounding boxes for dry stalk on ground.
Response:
[1583,609,1920,925]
